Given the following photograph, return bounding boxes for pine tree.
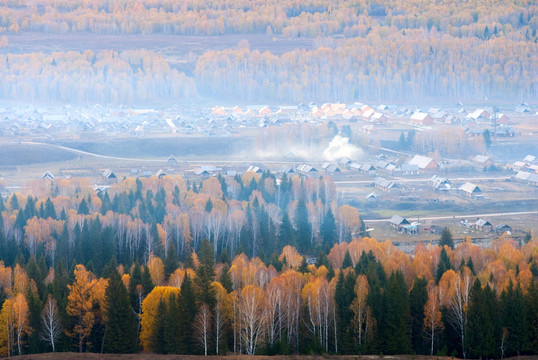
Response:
[219,264,233,293]
[104,272,138,353]
[164,293,181,354]
[179,273,197,353]
[500,280,526,356]
[278,212,295,249]
[467,280,499,358]
[381,271,411,354]
[44,198,57,219]
[320,208,337,250]
[525,280,538,353]
[294,198,311,253]
[77,198,89,215]
[342,250,353,269]
[439,228,454,249]
[436,247,451,283]
[409,277,428,354]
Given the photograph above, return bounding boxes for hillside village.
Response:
[0,101,537,246]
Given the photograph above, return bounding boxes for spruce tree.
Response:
[436,247,451,283]
[104,272,138,353]
[278,212,295,249]
[164,293,182,354]
[409,277,428,354]
[294,198,311,253]
[500,280,526,356]
[77,198,89,215]
[320,208,337,250]
[342,250,353,269]
[179,273,197,353]
[439,227,454,249]
[526,280,538,353]
[381,271,411,354]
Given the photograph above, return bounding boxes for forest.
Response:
[0,0,535,103]
[0,172,537,358]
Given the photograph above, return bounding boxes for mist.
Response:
[322,135,362,162]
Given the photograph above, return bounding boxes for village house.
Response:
[410,112,433,125]
[296,164,318,176]
[167,154,178,166]
[102,169,118,184]
[431,175,451,190]
[408,155,438,171]
[459,182,481,198]
[514,171,538,186]
[474,219,493,232]
[467,108,490,121]
[374,177,395,192]
[389,215,418,234]
[495,224,512,234]
[472,155,494,168]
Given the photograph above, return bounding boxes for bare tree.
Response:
[194,303,212,356]
[40,295,62,352]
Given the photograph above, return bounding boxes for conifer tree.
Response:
[294,198,311,253]
[381,271,411,354]
[409,277,428,354]
[320,208,337,250]
[436,247,451,283]
[104,272,138,353]
[439,227,454,249]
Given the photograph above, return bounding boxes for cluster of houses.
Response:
[0,101,532,141]
[390,214,512,236]
[512,155,538,186]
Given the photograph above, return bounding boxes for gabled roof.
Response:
[410,112,430,121]
[42,170,54,181]
[246,165,263,173]
[475,219,491,227]
[459,182,481,194]
[297,164,318,173]
[524,155,536,163]
[156,169,166,178]
[409,155,436,169]
[374,177,395,190]
[167,154,178,164]
[103,169,116,179]
[389,215,409,226]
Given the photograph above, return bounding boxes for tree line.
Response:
[0,172,536,356]
[0,0,534,38]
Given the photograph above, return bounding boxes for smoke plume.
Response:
[322,135,361,161]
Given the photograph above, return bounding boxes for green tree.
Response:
[179,273,197,353]
[77,198,89,215]
[320,208,337,250]
[294,198,311,253]
[439,227,454,249]
[104,272,138,353]
[436,247,451,283]
[499,280,526,356]
[467,279,499,358]
[381,271,411,354]
[409,277,428,354]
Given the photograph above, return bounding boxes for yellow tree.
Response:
[139,286,180,352]
[351,274,371,348]
[423,282,443,355]
[12,293,31,355]
[147,253,165,286]
[66,265,102,352]
[0,298,14,357]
